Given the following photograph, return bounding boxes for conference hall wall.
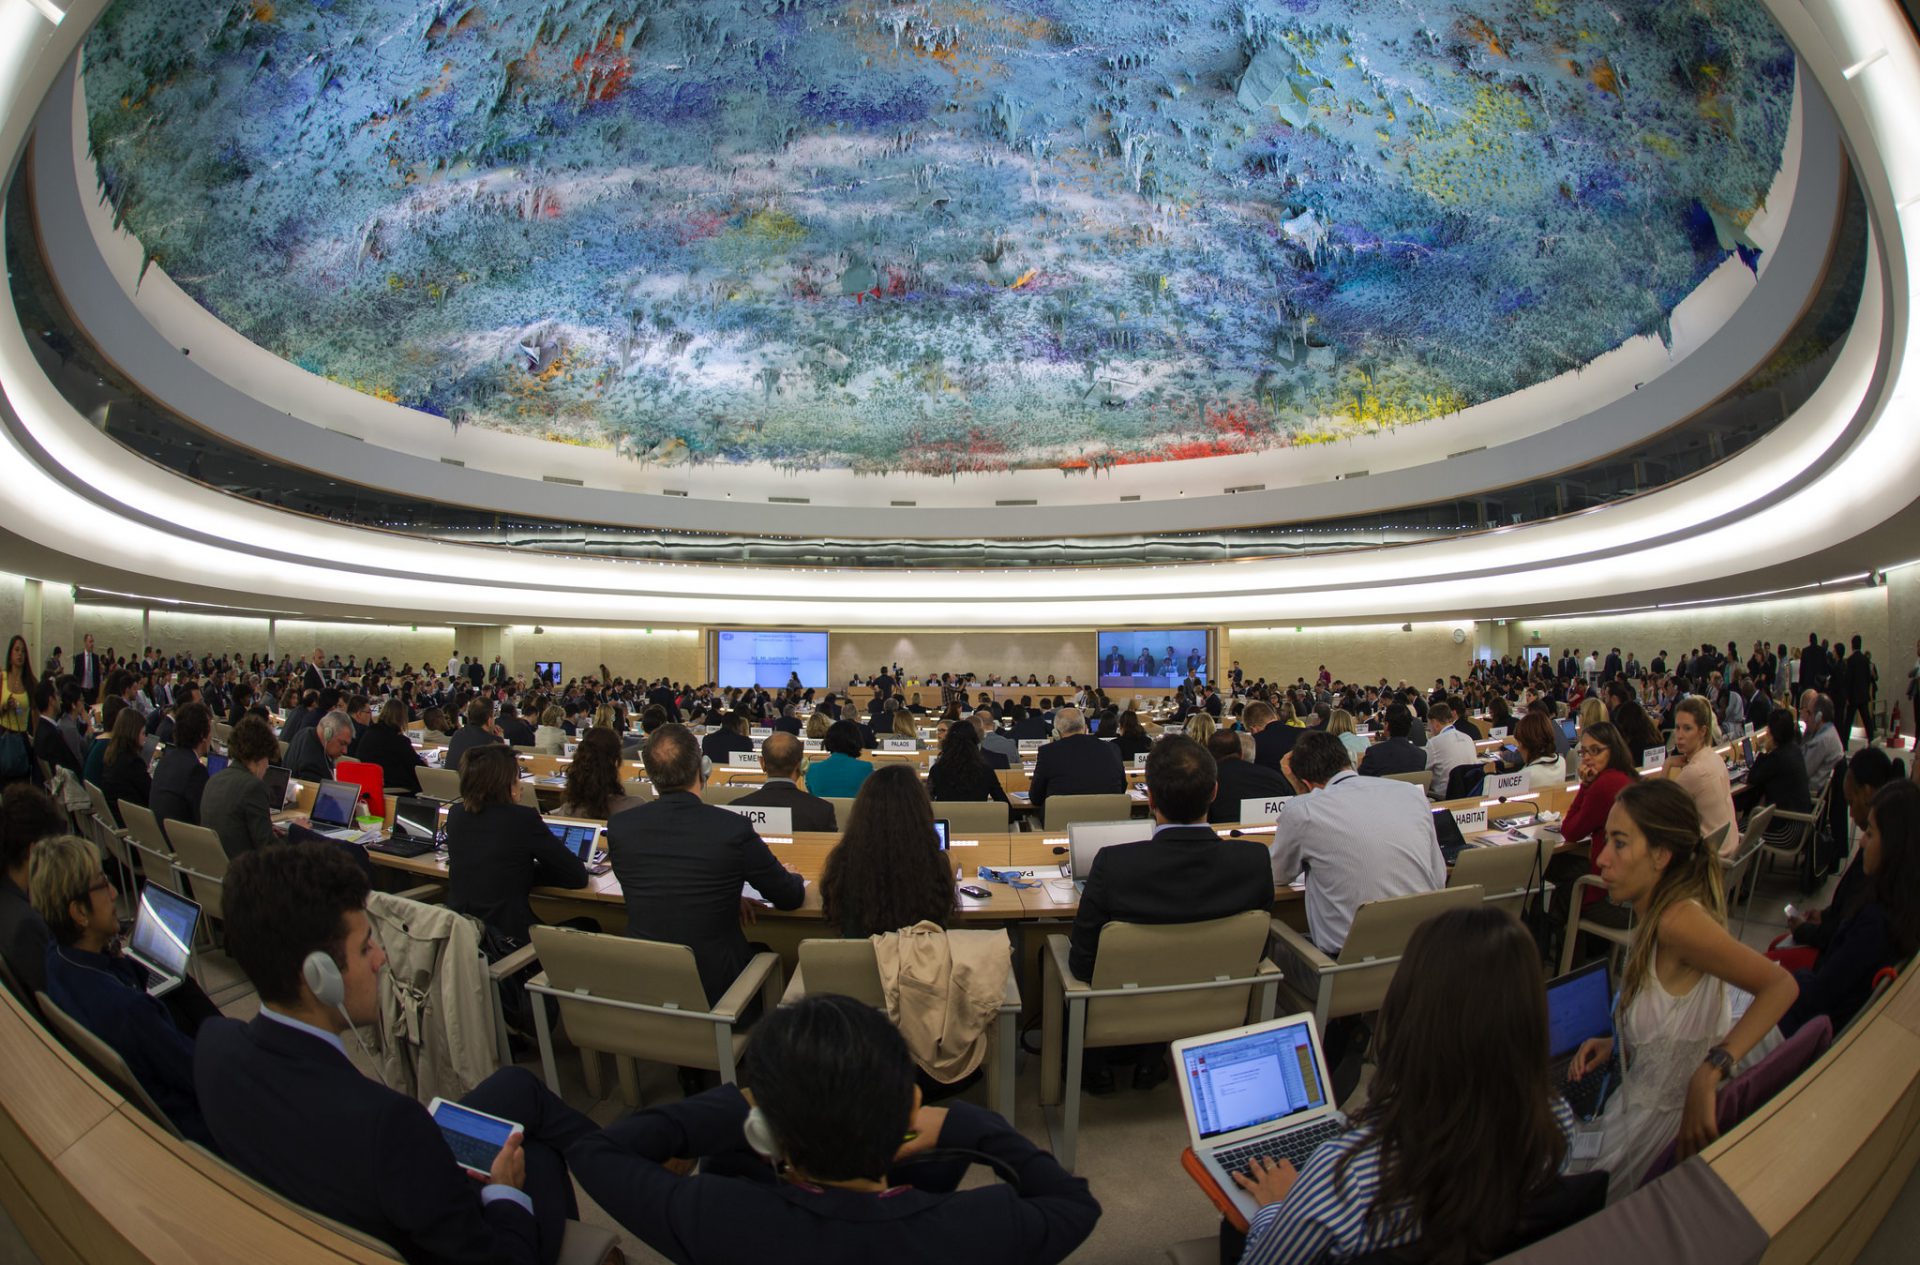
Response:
[61,604,455,668]
[506,626,703,688]
[831,631,1103,689]
[1222,622,1487,690]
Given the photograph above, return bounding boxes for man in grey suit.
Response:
[201,715,281,858]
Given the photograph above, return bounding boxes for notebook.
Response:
[125,885,201,998]
[1174,1015,1348,1223]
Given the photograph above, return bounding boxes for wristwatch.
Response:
[1703,1044,1735,1081]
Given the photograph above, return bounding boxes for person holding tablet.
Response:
[195,842,594,1265]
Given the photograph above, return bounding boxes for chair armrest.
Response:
[488,943,539,982]
[1770,808,1817,824]
[391,883,444,904]
[1268,919,1332,996]
[710,952,783,1022]
[1044,934,1091,993]
[780,964,808,1006]
[1571,874,1608,893]
[1000,965,1023,1015]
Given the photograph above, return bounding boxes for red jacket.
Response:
[1563,766,1633,905]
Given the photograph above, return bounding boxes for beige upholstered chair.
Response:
[780,936,1021,1121]
[1040,910,1280,1171]
[931,799,1012,834]
[118,801,185,899]
[414,766,462,800]
[1271,886,1486,1031]
[699,783,752,806]
[1450,835,1553,920]
[1383,770,1431,786]
[1561,877,1635,976]
[825,797,857,824]
[1041,793,1135,831]
[525,925,782,1106]
[1760,774,1835,893]
[163,821,230,925]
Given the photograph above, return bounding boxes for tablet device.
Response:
[427,1097,523,1179]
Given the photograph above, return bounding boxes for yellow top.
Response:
[0,684,28,734]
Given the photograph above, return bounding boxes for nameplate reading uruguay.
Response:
[1642,746,1666,770]
[1452,807,1488,833]
[1239,797,1287,824]
[1490,770,1528,796]
[722,804,792,834]
[728,750,760,767]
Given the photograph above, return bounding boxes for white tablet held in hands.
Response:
[428,1097,524,1179]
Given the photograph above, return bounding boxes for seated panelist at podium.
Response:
[732,733,838,833]
[195,843,596,1265]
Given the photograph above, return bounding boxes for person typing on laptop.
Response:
[31,834,222,1148]
[1225,907,1586,1265]
[194,842,596,1265]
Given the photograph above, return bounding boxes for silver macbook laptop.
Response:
[1174,1014,1348,1223]
[545,816,610,874]
[125,885,201,998]
[1067,819,1150,891]
[308,779,364,840]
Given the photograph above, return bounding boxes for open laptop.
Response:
[1547,960,1618,1121]
[1174,1014,1348,1223]
[1432,807,1472,864]
[1067,819,1151,891]
[205,753,229,777]
[307,779,365,841]
[933,819,949,851]
[546,816,610,874]
[370,795,443,858]
[261,764,292,810]
[125,885,201,998]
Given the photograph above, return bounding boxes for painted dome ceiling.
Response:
[83,0,1793,476]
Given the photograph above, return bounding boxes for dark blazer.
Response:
[0,878,49,998]
[1743,747,1813,815]
[928,757,1011,805]
[149,746,208,834]
[302,661,325,692]
[1358,736,1426,777]
[34,716,80,776]
[1783,901,1897,1037]
[199,766,273,859]
[284,726,335,784]
[568,1086,1099,1265]
[354,723,427,795]
[605,793,805,1004]
[1067,826,1275,980]
[770,716,802,735]
[500,718,537,748]
[701,729,753,764]
[445,724,502,771]
[1846,652,1875,702]
[279,706,312,743]
[730,780,837,833]
[1027,734,1125,809]
[196,1015,538,1264]
[1208,758,1294,824]
[100,749,153,826]
[45,944,212,1147]
[1113,731,1152,760]
[1252,724,1297,770]
[1009,714,1051,742]
[445,802,589,942]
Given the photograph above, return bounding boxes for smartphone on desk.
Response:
[428,1098,522,1180]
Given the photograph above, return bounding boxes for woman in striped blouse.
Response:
[1231,906,1578,1264]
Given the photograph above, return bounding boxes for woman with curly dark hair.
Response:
[552,727,640,820]
[819,764,956,939]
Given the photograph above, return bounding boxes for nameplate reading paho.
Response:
[1642,746,1666,770]
[729,750,760,767]
[1490,770,1528,797]
[721,804,792,834]
[1451,807,1489,833]
[1239,797,1288,824]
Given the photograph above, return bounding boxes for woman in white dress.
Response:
[1567,781,1797,1197]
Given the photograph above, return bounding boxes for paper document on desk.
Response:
[1288,876,1308,892]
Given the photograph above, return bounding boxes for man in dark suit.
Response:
[497,702,537,747]
[302,650,326,693]
[1205,729,1292,823]
[197,842,592,1265]
[732,734,837,832]
[1800,633,1828,695]
[647,682,681,722]
[73,633,104,706]
[1844,634,1876,742]
[0,783,62,996]
[1026,708,1124,812]
[700,712,754,765]
[446,698,505,771]
[151,704,214,834]
[770,704,802,735]
[1357,703,1426,777]
[1243,701,1295,770]
[30,681,81,777]
[1007,704,1050,742]
[1067,735,1274,1091]
[286,711,354,784]
[605,725,804,1006]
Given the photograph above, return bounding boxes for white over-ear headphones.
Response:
[743,1106,781,1162]
[303,950,344,1007]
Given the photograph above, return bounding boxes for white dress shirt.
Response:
[1423,726,1480,799]
[1270,770,1447,955]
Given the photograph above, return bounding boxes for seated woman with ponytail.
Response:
[1567,781,1797,1195]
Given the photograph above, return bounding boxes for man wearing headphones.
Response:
[568,993,1100,1262]
[194,843,594,1265]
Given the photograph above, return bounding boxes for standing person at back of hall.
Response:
[1026,707,1124,812]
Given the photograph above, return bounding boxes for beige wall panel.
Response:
[831,631,1095,687]
[71,604,144,661]
[1224,622,1481,690]
[146,611,271,660]
[510,628,702,685]
[275,620,454,669]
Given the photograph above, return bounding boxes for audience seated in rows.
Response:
[700,712,753,765]
[1110,710,1153,761]
[97,704,151,827]
[446,697,506,771]
[927,720,1011,807]
[733,732,837,831]
[1027,708,1124,811]
[567,994,1100,1263]
[1789,748,1908,957]
[820,764,956,939]
[196,843,594,1264]
[1355,703,1423,778]
[805,720,875,800]
[1736,707,1814,846]
[1567,781,1796,1196]
[1664,698,1737,856]
[200,714,281,859]
[446,744,589,945]
[1548,721,1640,939]
[286,709,352,784]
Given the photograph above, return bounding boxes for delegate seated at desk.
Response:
[150,702,213,834]
[353,699,428,795]
[1421,703,1479,800]
[605,725,804,1007]
[1027,708,1125,810]
[200,714,280,859]
[444,744,589,944]
[285,710,353,785]
[1206,729,1293,824]
[732,733,838,832]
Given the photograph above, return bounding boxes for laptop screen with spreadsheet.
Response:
[1181,1019,1329,1141]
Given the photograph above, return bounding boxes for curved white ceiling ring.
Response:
[35,53,1849,538]
[0,0,1915,630]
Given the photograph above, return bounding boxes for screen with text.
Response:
[1183,1022,1326,1139]
[715,630,829,688]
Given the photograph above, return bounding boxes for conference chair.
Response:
[1270,887,1486,1033]
[119,801,186,899]
[1759,772,1835,893]
[699,783,752,806]
[825,797,856,824]
[525,925,783,1106]
[163,821,230,930]
[1560,876,1635,976]
[1040,910,1281,1171]
[1449,834,1552,920]
[1722,805,1775,932]
[932,799,1012,834]
[1443,763,1486,799]
[83,779,138,917]
[36,991,181,1139]
[331,759,388,818]
[1638,1016,1835,1187]
[1041,792,1134,831]
[780,936,1021,1121]
[620,778,656,802]
[415,765,461,800]
[1383,770,1430,786]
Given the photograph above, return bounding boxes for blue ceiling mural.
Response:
[83,0,1794,475]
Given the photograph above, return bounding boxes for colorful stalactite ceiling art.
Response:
[85,1,1793,476]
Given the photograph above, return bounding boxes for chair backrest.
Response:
[163,821,230,921]
[1639,1016,1834,1187]
[621,779,657,802]
[1327,886,1485,1018]
[932,799,1011,834]
[528,925,717,1067]
[118,801,184,896]
[825,797,856,824]
[1450,840,1549,916]
[1043,793,1135,830]
[1702,821,1731,855]
[415,766,461,801]
[700,783,752,806]
[84,778,115,825]
[1722,805,1774,891]
[796,939,886,1006]
[1444,763,1486,799]
[333,760,386,818]
[184,1141,408,1261]
[1384,770,1430,785]
[34,990,182,1138]
[1084,910,1271,1046]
